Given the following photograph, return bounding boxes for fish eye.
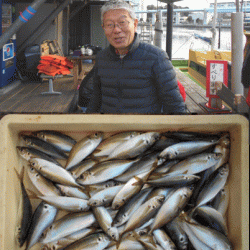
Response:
[98,237,102,242]
[115,204,120,209]
[180,236,185,242]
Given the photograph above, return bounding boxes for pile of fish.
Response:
[15,129,233,250]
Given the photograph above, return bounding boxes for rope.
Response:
[173,35,194,56]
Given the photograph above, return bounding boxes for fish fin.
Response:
[26,189,39,199]
[83,185,92,198]
[132,177,144,186]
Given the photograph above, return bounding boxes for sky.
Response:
[144,0,233,9]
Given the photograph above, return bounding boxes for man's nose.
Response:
[113,24,122,32]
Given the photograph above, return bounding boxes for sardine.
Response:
[106,132,160,160]
[38,195,90,212]
[182,220,232,249]
[112,187,153,227]
[76,159,139,185]
[33,130,76,153]
[195,164,230,208]
[92,206,119,241]
[153,228,177,250]
[92,131,141,159]
[56,184,89,200]
[14,167,33,247]
[88,185,124,207]
[63,232,111,250]
[122,195,165,235]
[65,132,103,169]
[20,134,68,159]
[26,202,58,250]
[16,146,60,165]
[29,158,80,187]
[26,166,61,196]
[149,187,193,233]
[40,211,97,244]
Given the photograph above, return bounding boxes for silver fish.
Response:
[166,153,222,176]
[65,132,103,170]
[42,227,97,250]
[76,159,139,185]
[14,167,33,247]
[158,139,219,160]
[138,235,164,250]
[21,134,68,159]
[183,220,232,249]
[26,202,58,250]
[29,158,80,187]
[92,206,120,241]
[153,228,177,250]
[147,173,200,187]
[26,166,61,196]
[88,185,124,207]
[55,184,89,200]
[106,132,160,160]
[193,205,228,236]
[40,211,96,244]
[16,146,61,165]
[38,195,90,212]
[149,187,193,234]
[112,187,153,227]
[195,164,230,208]
[116,235,146,249]
[122,195,165,235]
[92,131,141,159]
[34,130,76,153]
[63,232,111,250]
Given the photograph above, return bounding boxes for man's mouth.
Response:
[114,37,125,43]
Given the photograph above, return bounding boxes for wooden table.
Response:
[0,76,79,116]
[67,55,96,85]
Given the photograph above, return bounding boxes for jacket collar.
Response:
[108,33,140,58]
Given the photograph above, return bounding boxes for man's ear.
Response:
[134,18,139,31]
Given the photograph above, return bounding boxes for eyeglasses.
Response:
[103,20,130,32]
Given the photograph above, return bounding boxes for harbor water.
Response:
[140,26,244,60]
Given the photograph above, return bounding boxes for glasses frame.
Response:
[103,20,131,32]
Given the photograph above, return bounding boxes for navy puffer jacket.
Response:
[87,33,186,114]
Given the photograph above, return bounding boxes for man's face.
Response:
[102,9,138,54]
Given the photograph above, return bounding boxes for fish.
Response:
[105,132,160,160]
[194,164,230,208]
[63,232,111,250]
[112,170,154,210]
[88,185,124,207]
[158,139,219,160]
[65,132,103,170]
[112,187,153,227]
[29,158,80,187]
[165,153,222,176]
[20,134,68,159]
[33,130,76,153]
[14,167,33,247]
[153,228,177,250]
[137,234,164,250]
[40,211,97,244]
[76,159,139,186]
[92,206,120,241]
[26,202,58,250]
[42,227,97,250]
[164,216,190,250]
[92,131,141,159]
[182,219,232,249]
[55,184,89,200]
[149,187,193,234]
[26,166,61,196]
[122,195,165,235]
[192,205,228,236]
[147,173,200,187]
[114,152,159,183]
[38,195,90,212]
[116,235,146,249]
[16,146,61,165]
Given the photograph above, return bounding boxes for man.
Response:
[86,0,186,114]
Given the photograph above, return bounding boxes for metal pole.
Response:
[166,3,173,60]
[17,0,71,55]
[0,0,47,50]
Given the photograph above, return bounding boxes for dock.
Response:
[0,65,231,117]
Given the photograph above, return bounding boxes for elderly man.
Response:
[86,0,186,114]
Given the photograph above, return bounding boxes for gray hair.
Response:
[101,0,136,24]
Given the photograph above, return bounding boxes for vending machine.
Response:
[0,0,16,88]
